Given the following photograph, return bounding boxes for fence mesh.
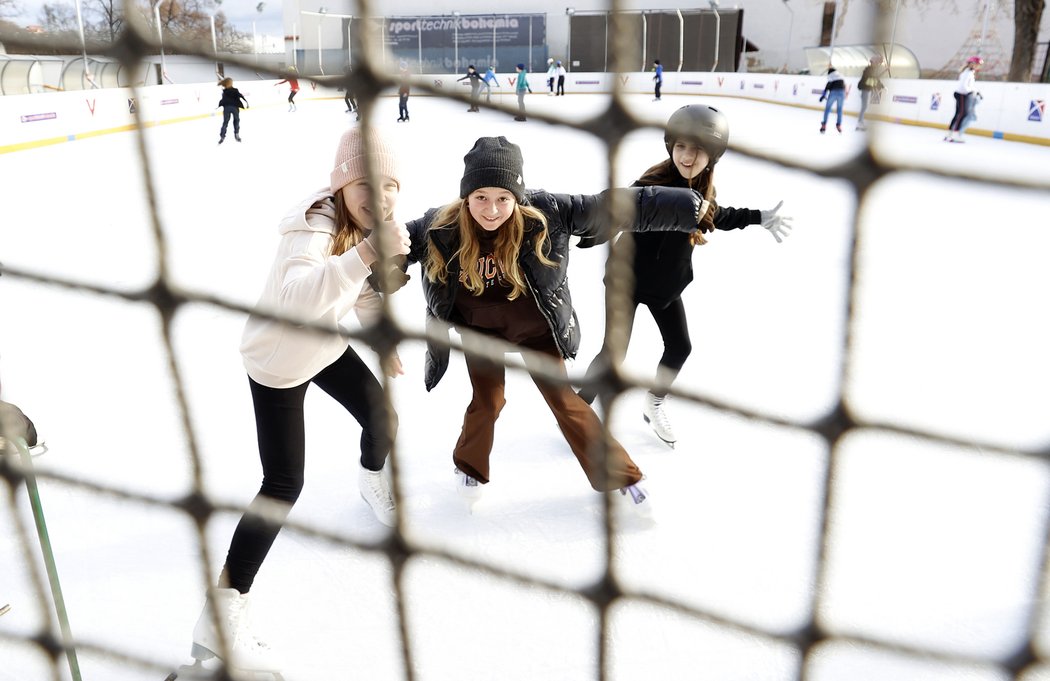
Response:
[2,1,1050,681]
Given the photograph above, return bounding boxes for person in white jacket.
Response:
[945,55,983,142]
[184,127,410,677]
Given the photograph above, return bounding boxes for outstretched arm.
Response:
[549,186,708,247]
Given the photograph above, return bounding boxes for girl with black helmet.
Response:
[578,104,793,448]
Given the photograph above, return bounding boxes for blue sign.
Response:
[1029,100,1045,122]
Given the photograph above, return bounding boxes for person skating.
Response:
[555,60,566,96]
[397,136,712,517]
[275,68,300,112]
[179,127,410,678]
[513,63,531,121]
[945,56,983,142]
[545,57,556,95]
[652,59,663,101]
[457,64,483,112]
[856,55,885,130]
[576,105,793,448]
[342,64,359,120]
[396,62,411,122]
[819,66,845,133]
[216,77,248,144]
[482,66,499,103]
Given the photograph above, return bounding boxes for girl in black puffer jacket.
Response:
[577,104,793,448]
[402,136,709,517]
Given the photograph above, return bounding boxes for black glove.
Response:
[367,255,411,294]
[819,95,826,102]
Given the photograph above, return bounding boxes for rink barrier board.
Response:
[1,72,1047,155]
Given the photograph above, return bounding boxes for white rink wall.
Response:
[3,71,1049,153]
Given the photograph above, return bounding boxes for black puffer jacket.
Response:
[631,175,760,308]
[405,186,705,390]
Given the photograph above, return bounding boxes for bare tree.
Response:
[39,3,80,33]
[1008,0,1046,80]
[84,0,125,43]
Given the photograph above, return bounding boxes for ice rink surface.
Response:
[2,88,1050,681]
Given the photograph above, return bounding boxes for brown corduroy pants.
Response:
[451,341,643,492]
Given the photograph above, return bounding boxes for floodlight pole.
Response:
[566,8,574,72]
[154,4,167,83]
[73,0,94,87]
[708,0,720,72]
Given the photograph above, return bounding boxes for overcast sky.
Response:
[7,0,285,37]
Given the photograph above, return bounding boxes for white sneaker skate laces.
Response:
[359,466,396,527]
[642,392,676,446]
[194,589,279,672]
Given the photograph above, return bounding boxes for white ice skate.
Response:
[642,391,676,448]
[359,463,397,527]
[454,467,483,510]
[165,588,283,681]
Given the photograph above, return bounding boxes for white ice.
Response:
[2,89,1050,681]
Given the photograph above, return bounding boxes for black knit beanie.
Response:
[459,136,526,203]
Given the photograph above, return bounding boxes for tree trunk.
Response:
[1009,0,1046,81]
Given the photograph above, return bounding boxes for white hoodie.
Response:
[240,188,381,389]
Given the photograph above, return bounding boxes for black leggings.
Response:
[948,92,970,131]
[578,297,692,402]
[220,346,396,593]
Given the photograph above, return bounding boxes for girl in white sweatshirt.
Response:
[184,127,410,676]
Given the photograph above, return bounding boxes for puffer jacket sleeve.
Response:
[712,205,762,231]
[544,187,702,248]
[405,209,439,266]
[423,309,452,392]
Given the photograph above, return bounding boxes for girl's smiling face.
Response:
[341,175,399,228]
[671,140,710,181]
[467,187,517,231]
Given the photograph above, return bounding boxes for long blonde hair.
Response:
[636,157,717,246]
[424,199,556,300]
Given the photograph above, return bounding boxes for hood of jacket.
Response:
[277,188,339,238]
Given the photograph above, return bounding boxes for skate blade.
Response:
[642,416,676,449]
[166,663,284,681]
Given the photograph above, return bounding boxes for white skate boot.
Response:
[454,467,483,510]
[181,588,282,680]
[642,392,676,448]
[359,463,397,527]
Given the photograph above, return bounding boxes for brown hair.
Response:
[424,199,555,299]
[219,77,233,87]
[635,158,716,245]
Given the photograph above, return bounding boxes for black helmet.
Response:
[664,104,729,165]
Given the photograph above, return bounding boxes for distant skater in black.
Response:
[217,77,248,144]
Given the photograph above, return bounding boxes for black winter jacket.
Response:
[218,87,248,109]
[406,186,705,391]
[630,175,760,308]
